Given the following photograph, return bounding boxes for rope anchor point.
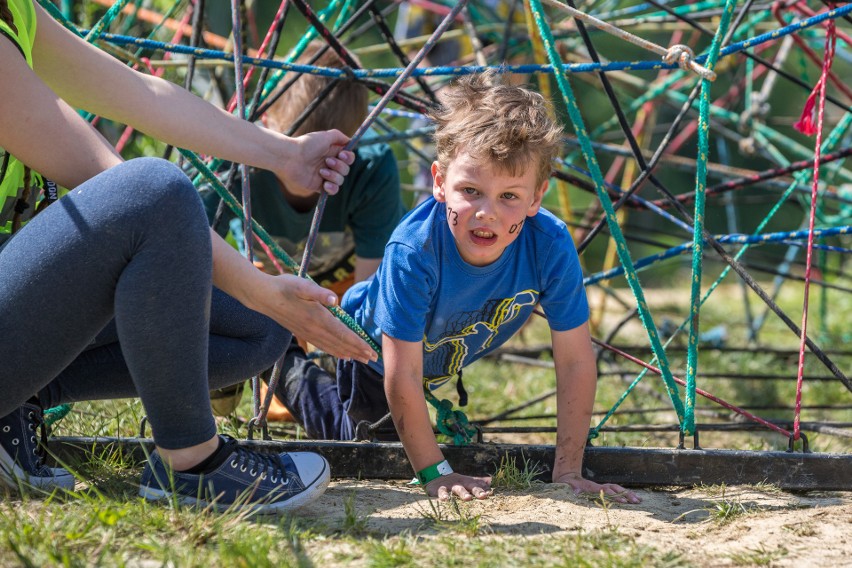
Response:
[662,44,717,81]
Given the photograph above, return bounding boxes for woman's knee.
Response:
[254,318,292,370]
[122,158,199,210]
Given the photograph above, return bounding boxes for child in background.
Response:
[204,42,405,418]
[276,71,640,503]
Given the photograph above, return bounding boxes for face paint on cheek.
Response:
[509,218,525,234]
[447,207,459,226]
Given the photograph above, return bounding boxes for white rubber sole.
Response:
[0,446,76,490]
[139,455,331,515]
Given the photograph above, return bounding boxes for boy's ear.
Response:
[431,161,446,202]
[526,179,548,217]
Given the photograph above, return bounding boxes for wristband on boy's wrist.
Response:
[416,459,453,485]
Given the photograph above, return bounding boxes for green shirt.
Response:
[203,143,404,288]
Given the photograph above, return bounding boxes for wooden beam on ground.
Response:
[48,437,852,491]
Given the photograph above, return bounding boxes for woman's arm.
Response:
[30,4,352,194]
[212,233,377,363]
[0,24,121,188]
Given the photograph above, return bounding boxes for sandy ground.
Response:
[301,480,852,566]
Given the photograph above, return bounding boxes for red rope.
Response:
[115,7,193,153]
[226,0,290,114]
[792,11,836,440]
[592,338,793,438]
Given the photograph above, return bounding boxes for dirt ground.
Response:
[302,480,852,566]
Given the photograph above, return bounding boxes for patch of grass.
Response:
[491,453,546,490]
[750,480,783,495]
[596,489,617,529]
[366,537,415,568]
[728,544,787,566]
[674,486,759,525]
[705,496,753,524]
[340,491,369,536]
[693,482,729,497]
[416,498,488,537]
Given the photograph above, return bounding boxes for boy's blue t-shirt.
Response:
[342,197,589,388]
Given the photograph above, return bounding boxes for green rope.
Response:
[179,149,381,355]
[118,0,146,36]
[85,0,133,43]
[44,403,72,427]
[332,0,357,33]
[590,110,852,439]
[36,0,82,36]
[683,0,736,437]
[529,0,685,422]
[258,0,344,102]
[130,0,186,58]
[424,389,477,446]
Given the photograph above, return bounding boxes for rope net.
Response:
[39,0,852,451]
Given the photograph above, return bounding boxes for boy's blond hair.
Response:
[264,42,368,137]
[429,71,562,187]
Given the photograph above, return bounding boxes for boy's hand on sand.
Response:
[554,472,641,504]
[425,473,492,501]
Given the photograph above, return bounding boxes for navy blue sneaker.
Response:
[0,402,75,490]
[138,436,330,514]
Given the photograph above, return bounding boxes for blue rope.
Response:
[583,226,852,286]
[86,4,852,78]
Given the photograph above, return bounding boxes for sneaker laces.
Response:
[15,404,51,474]
[31,407,50,471]
[228,446,290,483]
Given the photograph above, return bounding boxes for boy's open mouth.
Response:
[470,229,497,245]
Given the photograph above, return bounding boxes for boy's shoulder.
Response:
[525,206,572,243]
[385,197,446,254]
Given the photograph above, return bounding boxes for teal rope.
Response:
[590,109,852,438]
[44,403,72,427]
[179,148,381,355]
[424,390,477,446]
[528,0,685,423]
[684,0,737,437]
[36,0,82,36]
[85,0,133,43]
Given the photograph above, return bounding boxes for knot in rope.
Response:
[424,389,477,446]
[662,44,717,81]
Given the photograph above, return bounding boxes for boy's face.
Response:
[432,152,546,267]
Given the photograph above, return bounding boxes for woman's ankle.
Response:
[156,434,220,472]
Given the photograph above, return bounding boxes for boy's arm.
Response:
[354,257,382,282]
[552,323,640,504]
[383,334,491,501]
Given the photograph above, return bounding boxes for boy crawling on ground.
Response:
[275,71,640,503]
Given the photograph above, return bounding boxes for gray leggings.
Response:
[0,158,289,449]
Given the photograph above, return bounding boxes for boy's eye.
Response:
[463,187,478,195]
[501,192,518,200]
